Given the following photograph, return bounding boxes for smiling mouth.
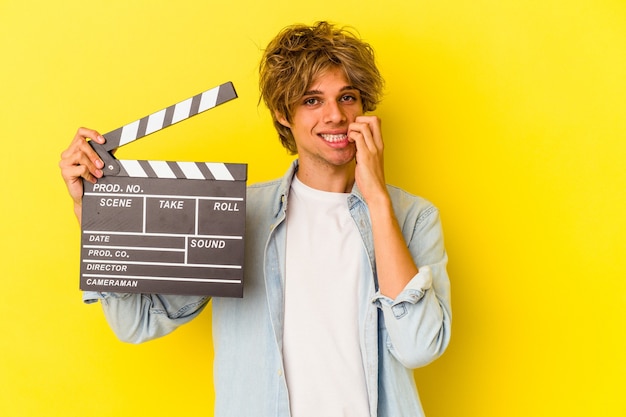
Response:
[320,133,348,143]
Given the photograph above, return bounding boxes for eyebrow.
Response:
[302,85,359,96]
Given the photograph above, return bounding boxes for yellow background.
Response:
[1,0,624,416]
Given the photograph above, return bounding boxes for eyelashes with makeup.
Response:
[302,94,359,107]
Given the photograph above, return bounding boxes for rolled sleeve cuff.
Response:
[82,291,130,304]
[372,265,433,318]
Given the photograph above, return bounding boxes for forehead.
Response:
[306,66,354,92]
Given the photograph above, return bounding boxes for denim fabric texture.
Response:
[83,160,452,417]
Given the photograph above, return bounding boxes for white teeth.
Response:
[320,134,347,143]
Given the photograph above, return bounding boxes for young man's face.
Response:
[278,66,364,170]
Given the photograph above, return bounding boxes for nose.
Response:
[323,100,346,124]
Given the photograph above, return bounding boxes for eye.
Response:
[339,94,358,103]
[303,97,320,106]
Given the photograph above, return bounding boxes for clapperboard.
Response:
[80,81,246,297]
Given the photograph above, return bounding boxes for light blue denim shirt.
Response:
[84,160,452,417]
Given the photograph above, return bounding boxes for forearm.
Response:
[371,197,452,368]
[368,194,419,299]
[74,201,82,224]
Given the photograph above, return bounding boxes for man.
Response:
[60,21,452,417]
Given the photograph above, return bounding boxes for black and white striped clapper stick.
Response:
[100,81,237,152]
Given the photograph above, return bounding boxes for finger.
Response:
[75,127,105,145]
[73,128,106,165]
[60,163,98,185]
[74,127,106,164]
[355,116,383,151]
[60,128,106,180]
[59,152,102,184]
[60,141,104,177]
[349,121,376,153]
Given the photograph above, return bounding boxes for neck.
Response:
[296,159,356,193]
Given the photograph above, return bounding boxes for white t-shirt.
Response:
[283,175,370,417]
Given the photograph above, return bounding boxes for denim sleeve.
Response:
[83,291,209,344]
[372,205,452,369]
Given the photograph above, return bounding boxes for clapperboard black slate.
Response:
[80,82,246,297]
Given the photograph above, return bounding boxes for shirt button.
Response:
[278,369,283,376]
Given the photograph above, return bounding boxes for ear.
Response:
[275,111,291,128]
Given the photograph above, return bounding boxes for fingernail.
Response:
[95,159,104,169]
[97,135,105,143]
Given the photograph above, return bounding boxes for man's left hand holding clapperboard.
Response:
[79,82,246,297]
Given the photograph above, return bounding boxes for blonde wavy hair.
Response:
[259,21,384,154]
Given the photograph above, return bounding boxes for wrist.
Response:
[365,191,393,216]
